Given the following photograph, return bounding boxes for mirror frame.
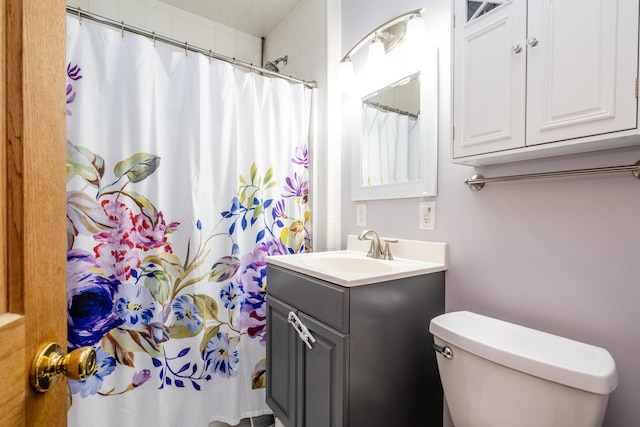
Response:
[351,47,438,201]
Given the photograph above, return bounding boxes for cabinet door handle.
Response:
[527,37,538,47]
[512,44,523,54]
[287,311,317,350]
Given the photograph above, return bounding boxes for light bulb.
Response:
[405,14,426,47]
[366,37,386,72]
[339,59,356,92]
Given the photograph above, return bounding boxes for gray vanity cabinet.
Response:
[266,264,445,427]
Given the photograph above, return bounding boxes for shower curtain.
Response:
[361,104,419,186]
[65,16,312,426]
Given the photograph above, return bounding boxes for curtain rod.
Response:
[66,6,317,89]
[464,160,640,191]
[362,99,418,119]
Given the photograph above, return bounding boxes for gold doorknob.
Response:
[30,342,98,392]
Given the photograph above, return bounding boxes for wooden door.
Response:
[0,0,67,426]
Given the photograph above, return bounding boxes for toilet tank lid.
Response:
[429,311,618,395]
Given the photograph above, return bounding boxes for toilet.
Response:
[429,311,618,427]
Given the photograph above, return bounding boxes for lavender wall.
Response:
[341,1,640,425]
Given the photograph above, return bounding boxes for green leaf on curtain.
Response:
[199,325,221,354]
[143,269,172,304]
[114,152,161,183]
[209,256,241,282]
[263,166,274,186]
[249,163,258,184]
[66,142,105,187]
[193,294,219,321]
[101,329,136,367]
[252,204,263,218]
[169,323,203,339]
[123,190,159,225]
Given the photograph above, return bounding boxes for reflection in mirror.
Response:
[360,72,420,186]
[351,47,438,201]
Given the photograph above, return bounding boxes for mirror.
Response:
[351,48,438,200]
[360,72,420,187]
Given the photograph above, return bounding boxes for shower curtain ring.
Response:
[77,7,82,24]
[208,50,212,63]
[152,31,156,46]
[185,41,188,56]
[121,21,125,38]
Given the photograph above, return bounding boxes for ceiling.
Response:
[159,0,300,38]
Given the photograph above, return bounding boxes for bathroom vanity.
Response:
[265,237,447,427]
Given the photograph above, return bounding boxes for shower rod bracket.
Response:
[464,160,640,191]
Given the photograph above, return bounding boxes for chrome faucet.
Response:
[358,229,381,258]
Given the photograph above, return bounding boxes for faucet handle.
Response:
[382,239,398,260]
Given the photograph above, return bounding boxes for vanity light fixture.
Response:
[339,8,426,88]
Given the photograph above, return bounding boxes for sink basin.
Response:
[266,236,447,286]
[301,257,393,274]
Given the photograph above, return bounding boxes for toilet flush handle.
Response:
[432,343,453,360]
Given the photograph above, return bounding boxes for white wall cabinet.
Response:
[452,0,640,165]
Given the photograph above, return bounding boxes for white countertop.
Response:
[266,235,447,287]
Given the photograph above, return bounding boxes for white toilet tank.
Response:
[429,311,618,427]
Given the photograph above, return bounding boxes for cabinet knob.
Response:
[527,37,539,47]
[512,44,523,54]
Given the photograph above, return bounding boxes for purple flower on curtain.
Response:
[115,284,156,327]
[172,295,203,334]
[66,63,82,116]
[272,200,287,220]
[93,200,140,281]
[68,347,116,397]
[292,145,309,169]
[281,172,308,199]
[131,211,175,253]
[67,63,83,81]
[260,238,288,257]
[132,369,152,387]
[204,332,239,378]
[220,282,245,310]
[236,247,268,343]
[67,250,123,349]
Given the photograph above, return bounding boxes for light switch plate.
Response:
[356,204,367,227]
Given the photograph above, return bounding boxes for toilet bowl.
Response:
[429,311,618,427]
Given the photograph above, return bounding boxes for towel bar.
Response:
[464,160,640,191]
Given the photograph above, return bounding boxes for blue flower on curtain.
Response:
[65,61,311,400]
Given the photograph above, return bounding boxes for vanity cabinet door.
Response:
[266,294,348,427]
[266,296,299,426]
[298,312,347,427]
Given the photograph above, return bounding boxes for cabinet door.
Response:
[299,312,347,427]
[266,296,299,426]
[453,0,527,158]
[526,0,639,146]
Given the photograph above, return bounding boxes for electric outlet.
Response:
[356,204,367,227]
[419,201,436,230]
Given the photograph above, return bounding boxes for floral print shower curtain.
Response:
[65,16,312,426]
